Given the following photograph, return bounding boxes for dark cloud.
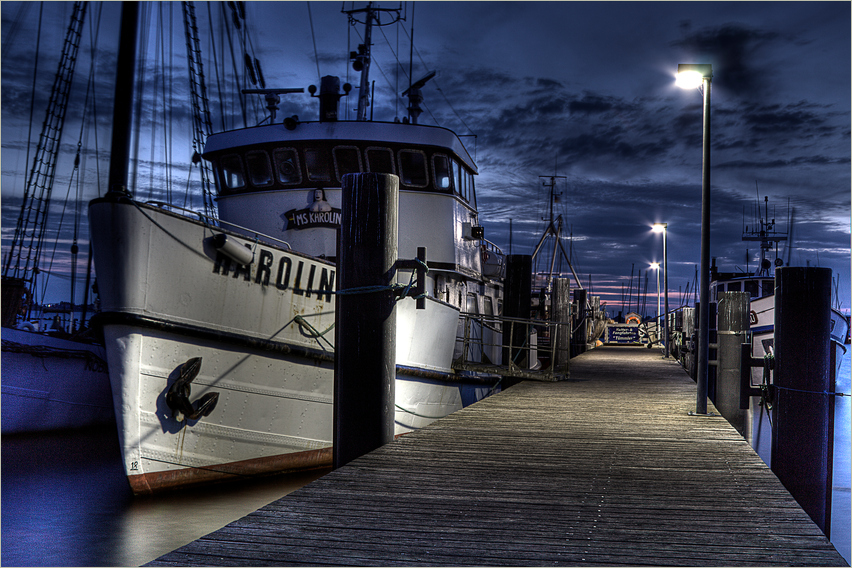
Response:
[672,23,782,98]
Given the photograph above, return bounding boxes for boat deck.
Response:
[148,346,846,566]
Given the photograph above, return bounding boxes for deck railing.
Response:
[452,312,571,381]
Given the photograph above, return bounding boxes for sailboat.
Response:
[88,2,505,494]
[1,2,112,434]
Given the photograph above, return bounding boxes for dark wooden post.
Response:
[333,173,398,469]
[552,277,571,373]
[772,266,833,536]
[502,255,531,388]
[572,288,587,356]
[714,291,749,435]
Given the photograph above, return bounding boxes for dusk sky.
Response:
[2,1,850,317]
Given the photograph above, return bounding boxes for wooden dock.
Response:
[149,346,847,566]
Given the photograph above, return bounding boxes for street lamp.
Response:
[652,224,669,358]
[650,262,661,345]
[677,62,712,416]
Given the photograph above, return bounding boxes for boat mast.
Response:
[344,3,402,121]
[106,2,139,197]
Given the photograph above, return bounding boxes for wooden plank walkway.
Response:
[149,346,847,566]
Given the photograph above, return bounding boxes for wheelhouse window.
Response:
[273,148,301,185]
[455,160,464,199]
[219,154,246,190]
[246,150,273,187]
[333,146,362,182]
[433,154,453,192]
[453,161,477,207]
[366,147,395,175]
[744,281,759,298]
[398,149,428,188]
[305,148,332,182]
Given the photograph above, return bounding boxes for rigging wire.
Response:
[39,11,101,309]
[307,1,322,82]
[395,21,475,135]
[206,2,227,132]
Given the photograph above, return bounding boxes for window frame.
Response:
[365,146,396,175]
[397,149,430,188]
[272,147,302,186]
[218,154,247,191]
[305,147,333,182]
[332,145,363,183]
[245,150,274,188]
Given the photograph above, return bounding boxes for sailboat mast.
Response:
[106,2,139,196]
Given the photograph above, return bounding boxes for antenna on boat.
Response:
[344,2,402,121]
[742,191,788,277]
[530,175,583,292]
[241,88,305,125]
[402,70,436,124]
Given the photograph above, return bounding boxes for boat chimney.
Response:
[309,76,351,122]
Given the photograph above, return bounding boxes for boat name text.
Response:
[285,207,342,230]
[213,249,335,302]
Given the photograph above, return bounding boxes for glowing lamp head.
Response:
[676,64,713,89]
[650,262,660,270]
[676,71,703,89]
[652,223,667,233]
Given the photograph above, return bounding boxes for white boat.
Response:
[704,195,849,460]
[709,196,849,382]
[89,3,504,494]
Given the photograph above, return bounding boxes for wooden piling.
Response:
[501,255,532,387]
[772,266,833,536]
[572,288,587,356]
[552,277,571,373]
[715,291,750,435]
[333,172,398,469]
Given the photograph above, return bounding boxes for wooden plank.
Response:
[148,346,847,566]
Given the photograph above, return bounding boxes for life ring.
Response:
[481,245,490,262]
[749,310,758,326]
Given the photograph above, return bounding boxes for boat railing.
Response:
[144,200,292,250]
[481,239,504,255]
[453,311,570,382]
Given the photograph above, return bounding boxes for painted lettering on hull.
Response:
[213,247,335,301]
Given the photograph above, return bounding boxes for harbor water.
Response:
[2,349,850,566]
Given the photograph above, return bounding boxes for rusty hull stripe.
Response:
[128,446,333,495]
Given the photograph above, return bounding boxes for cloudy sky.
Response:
[2,1,850,317]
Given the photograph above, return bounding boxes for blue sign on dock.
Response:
[606,325,640,344]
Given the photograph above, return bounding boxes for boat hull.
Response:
[89,198,494,493]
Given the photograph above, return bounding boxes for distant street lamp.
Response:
[650,262,661,344]
[677,63,712,416]
[652,224,669,358]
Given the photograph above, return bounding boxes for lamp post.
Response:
[652,224,669,358]
[650,262,661,345]
[677,63,712,415]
